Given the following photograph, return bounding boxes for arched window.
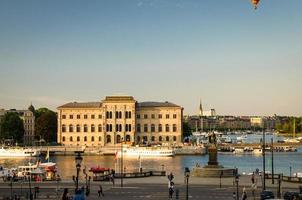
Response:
[62,136,65,142]
[137,136,141,143]
[151,124,155,132]
[166,136,169,141]
[109,111,112,119]
[158,124,162,132]
[173,136,177,141]
[143,136,148,142]
[151,136,155,142]
[76,124,80,132]
[98,124,102,132]
[70,136,73,142]
[84,124,88,132]
[125,124,128,132]
[98,136,101,142]
[173,124,177,132]
[91,136,95,142]
[84,136,87,142]
[137,124,141,132]
[106,135,111,143]
[117,135,121,143]
[119,111,122,119]
[69,124,73,132]
[91,124,95,132]
[125,135,130,142]
[159,136,162,142]
[144,124,148,132]
[77,136,80,142]
[119,124,122,132]
[165,124,169,132]
[62,125,66,132]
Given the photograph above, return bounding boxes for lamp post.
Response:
[28,174,33,200]
[121,137,124,188]
[262,129,266,191]
[74,151,83,191]
[184,167,190,200]
[271,138,274,184]
[235,174,239,200]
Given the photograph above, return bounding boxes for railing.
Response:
[92,171,166,181]
[265,173,302,183]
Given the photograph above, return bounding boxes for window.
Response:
[119,124,122,132]
[173,136,177,141]
[151,114,155,119]
[151,124,155,132]
[106,135,111,143]
[126,135,130,142]
[62,125,66,132]
[84,114,88,119]
[137,124,141,132]
[166,114,169,119]
[99,136,101,141]
[109,112,112,119]
[116,111,119,119]
[91,115,95,119]
[158,114,162,119]
[144,124,148,132]
[106,124,112,132]
[159,136,162,142]
[151,136,155,142]
[98,114,102,119]
[84,136,87,142]
[144,114,148,119]
[77,114,80,119]
[62,136,65,142]
[84,124,88,132]
[69,124,73,132]
[158,124,162,132]
[76,124,80,132]
[91,124,95,132]
[116,124,119,132]
[128,111,131,118]
[173,124,177,132]
[77,136,80,142]
[125,124,131,132]
[62,115,66,119]
[119,111,122,119]
[69,115,73,119]
[173,114,177,119]
[91,136,95,142]
[143,136,148,142]
[137,136,141,143]
[166,136,169,142]
[165,124,169,132]
[70,136,73,142]
[136,114,140,119]
[98,124,102,132]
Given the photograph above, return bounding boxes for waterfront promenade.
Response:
[0,174,301,199]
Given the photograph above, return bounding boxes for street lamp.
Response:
[235,174,239,200]
[184,167,190,200]
[120,137,124,188]
[262,129,266,191]
[74,151,83,191]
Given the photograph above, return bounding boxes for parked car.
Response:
[260,190,275,200]
[284,191,301,200]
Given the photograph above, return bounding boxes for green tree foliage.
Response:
[183,122,192,137]
[35,109,57,143]
[276,117,302,133]
[0,112,24,142]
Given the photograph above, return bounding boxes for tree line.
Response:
[275,117,302,134]
[0,106,57,145]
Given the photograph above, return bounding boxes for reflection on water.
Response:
[1,149,302,179]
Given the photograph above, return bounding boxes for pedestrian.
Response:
[98,185,104,197]
[232,192,236,200]
[62,188,70,200]
[169,186,174,199]
[241,191,247,200]
[73,189,85,200]
[251,172,255,184]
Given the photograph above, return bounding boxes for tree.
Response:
[183,122,192,137]
[0,112,24,143]
[35,109,57,143]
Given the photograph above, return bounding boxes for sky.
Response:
[0,0,301,116]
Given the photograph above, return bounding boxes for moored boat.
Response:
[122,147,175,157]
[0,147,39,157]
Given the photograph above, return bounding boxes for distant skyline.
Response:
[0,0,302,116]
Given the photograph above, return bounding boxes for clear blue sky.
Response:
[0,0,301,116]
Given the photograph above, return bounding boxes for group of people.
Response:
[61,185,104,200]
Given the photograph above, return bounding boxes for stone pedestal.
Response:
[207,146,218,166]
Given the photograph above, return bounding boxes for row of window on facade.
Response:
[61,112,177,120]
[24,119,34,123]
[137,124,177,132]
[136,113,177,119]
[62,123,177,133]
[62,135,176,143]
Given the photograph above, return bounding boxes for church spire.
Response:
[199,99,203,117]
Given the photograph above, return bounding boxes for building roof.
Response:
[58,102,101,109]
[137,101,180,108]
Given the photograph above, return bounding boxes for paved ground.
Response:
[0,174,300,199]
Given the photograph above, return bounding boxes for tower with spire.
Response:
[199,99,203,132]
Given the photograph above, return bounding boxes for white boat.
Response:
[233,148,244,154]
[0,147,39,157]
[253,148,262,154]
[122,147,175,157]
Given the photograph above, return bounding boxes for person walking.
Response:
[62,188,70,200]
[168,182,174,199]
[232,192,236,200]
[251,172,255,184]
[241,191,247,200]
[98,185,104,197]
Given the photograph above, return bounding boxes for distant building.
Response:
[0,107,35,145]
[57,96,183,147]
[203,109,216,117]
[250,117,263,128]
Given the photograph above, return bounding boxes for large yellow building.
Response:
[57,96,183,147]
